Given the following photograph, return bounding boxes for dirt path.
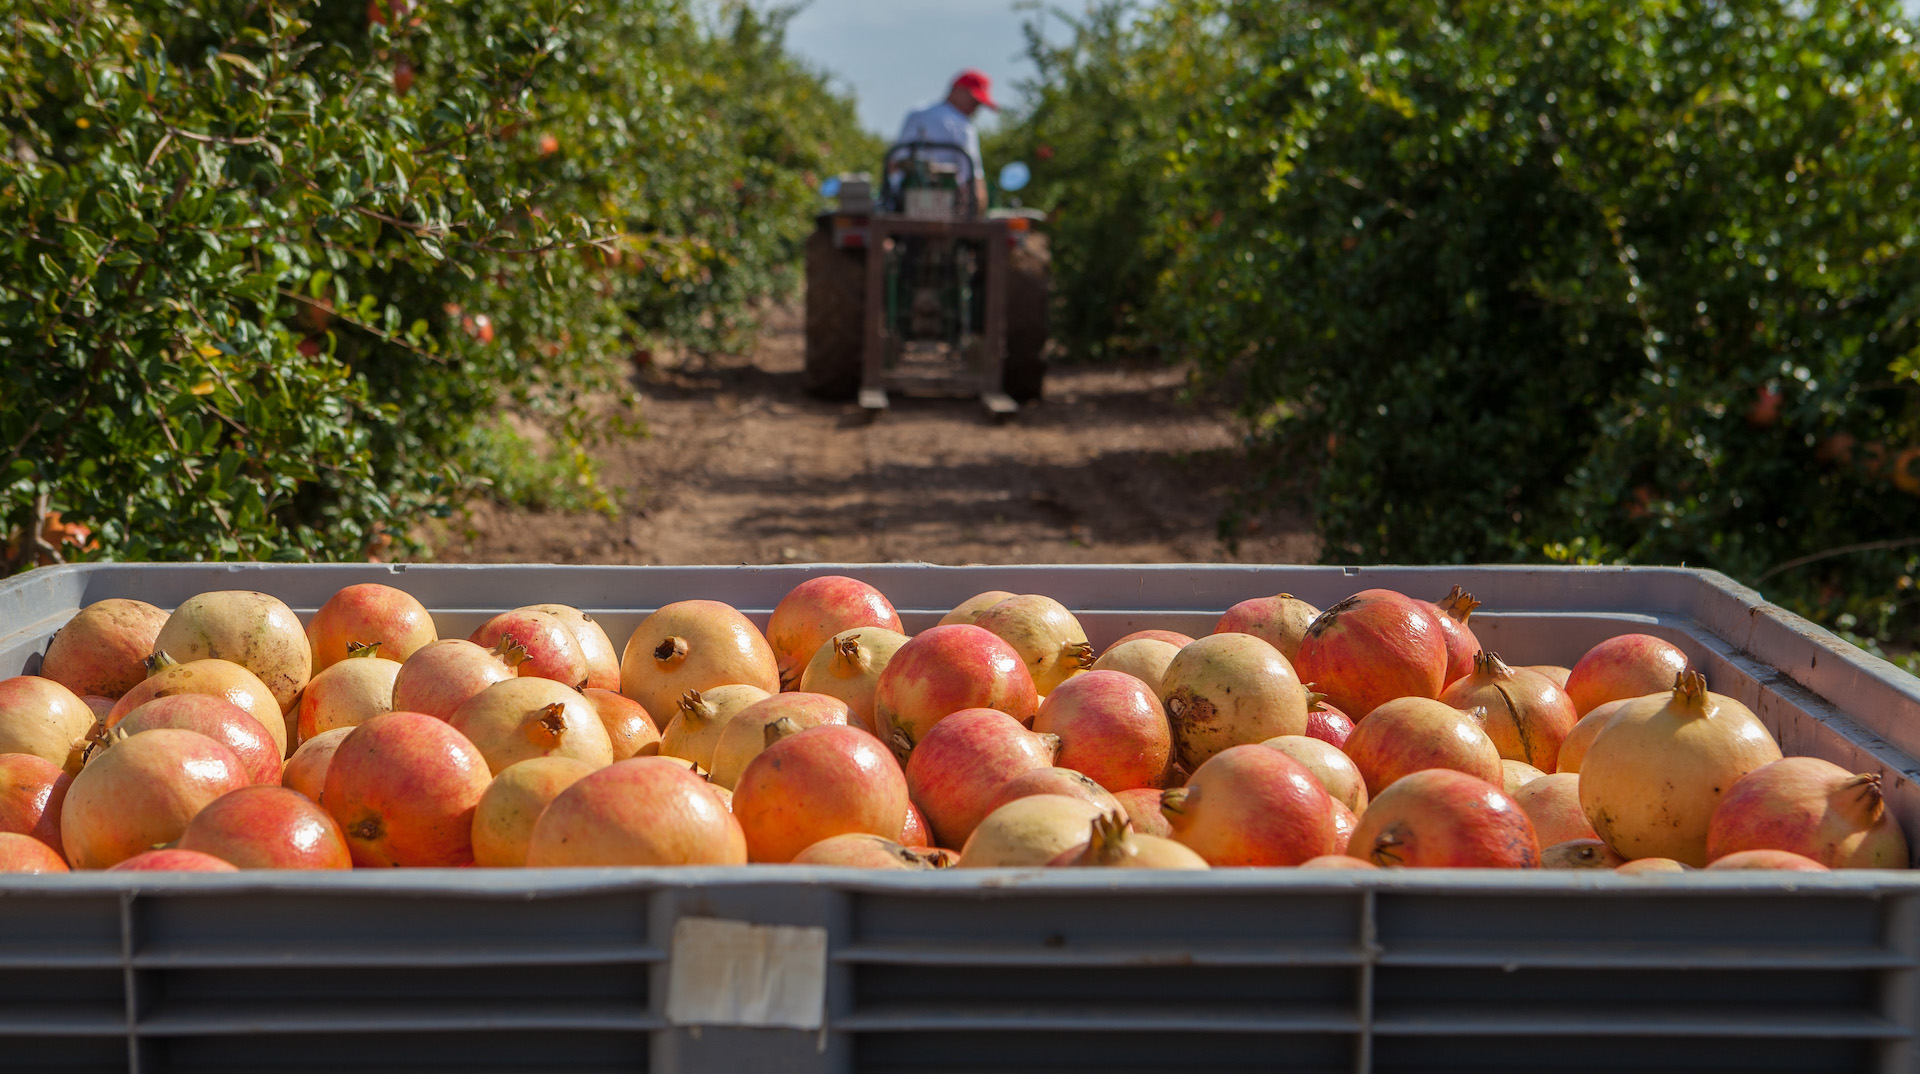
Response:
[432,305,1317,567]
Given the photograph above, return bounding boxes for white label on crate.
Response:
[665,917,828,1030]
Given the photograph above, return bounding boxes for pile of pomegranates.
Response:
[0,576,1906,875]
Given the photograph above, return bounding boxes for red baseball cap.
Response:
[952,69,999,111]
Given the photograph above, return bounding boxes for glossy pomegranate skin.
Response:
[1293,589,1449,720]
[322,711,493,868]
[874,625,1038,756]
[1348,768,1541,869]
[904,707,1058,850]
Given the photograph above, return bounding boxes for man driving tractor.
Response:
[891,69,998,216]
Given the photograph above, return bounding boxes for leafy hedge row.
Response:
[1,0,870,572]
[1001,0,1920,648]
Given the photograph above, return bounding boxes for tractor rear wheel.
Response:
[804,220,866,400]
[1003,232,1051,404]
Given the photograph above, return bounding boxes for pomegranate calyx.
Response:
[654,636,690,665]
[348,815,384,842]
[1672,669,1710,710]
[1087,810,1132,865]
[493,634,530,669]
[1470,650,1516,679]
[1062,641,1095,671]
[1841,772,1886,824]
[1370,829,1406,867]
[526,702,568,748]
[1304,687,1330,711]
[763,716,802,749]
[1436,585,1481,623]
[145,650,179,675]
[1159,786,1192,817]
[677,689,715,725]
[344,640,384,660]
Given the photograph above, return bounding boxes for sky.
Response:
[782,0,1051,136]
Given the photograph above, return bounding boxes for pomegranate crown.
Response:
[1844,772,1887,823]
[492,633,530,668]
[833,634,864,660]
[1063,640,1095,671]
[1082,810,1134,865]
[344,640,384,659]
[1436,585,1480,623]
[1470,650,1514,678]
[677,688,717,722]
[144,650,180,675]
[763,715,802,749]
[654,635,690,664]
[525,702,569,748]
[1671,668,1709,706]
[1304,687,1330,711]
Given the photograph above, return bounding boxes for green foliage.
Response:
[1011,0,1920,644]
[1,0,870,572]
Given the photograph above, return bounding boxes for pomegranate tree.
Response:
[765,576,904,690]
[1293,588,1448,719]
[797,628,909,733]
[1212,593,1319,662]
[1438,652,1577,770]
[1161,744,1335,866]
[40,598,168,699]
[973,594,1094,695]
[1347,768,1540,868]
[1031,670,1173,792]
[902,707,1058,849]
[1706,757,1908,868]
[1159,633,1308,769]
[323,711,494,867]
[619,600,780,732]
[307,584,437,672]
[874,625,1038,760]
[1342,697,1502,795]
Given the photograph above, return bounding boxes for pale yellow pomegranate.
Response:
[108,657,286,760]
[796,628,908,733]
[1259,734,1367,814]
[1579,671,1782,867]
[1501,759,1548,796]
[956,794,1106,867]
[972,595,1094,695]
[620,601,779,732]
[658,685,771,771]
[448,678,614,775]
[0,676,97,772]
[153,591,311,714]
[295,650,401,745]
[1047,811,1208,870]
[707,693,851,790]
[1088,638,1181,695]
[938,590,1016,627]
[471,756,596,867]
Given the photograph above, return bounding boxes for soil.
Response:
[430,304,1318,567]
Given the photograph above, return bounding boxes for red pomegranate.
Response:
[1342,697,1502,796]
[1706,849,1829,872]
[0,753,69,851]
[1088,638,1181,695]
[1103,629,1195,653]
[1048,811,1208,869]
[791,832,954,869]
[766,576,904,690]
[107,848,237,872]
[470,608,589,688]
[1347,769,1540,868]
[734,722,909,863]
[1510,773,1597,846]
[295,651,401,745]
[178,785,352,869]
[62,728,250,869]
[1161,744,1336,866]
[938,590,1016,627]
[108,658,285,759]
[448,678,614,775]
[1213,593,1319,663]
[901,801,932,847]
[113,693,283,786]
[322,711,493,867]
[1706,757,1909,868]
[875,625,1038,760]
[307,583,438,672]
[903,707,1059,849]
[154,590,311,713]
[40,598,168,698]
[0,674,101,770]
[1111,787,1174,838]
[1564,634,1690,716]
[709,693,851,790]
[619,600,781,733]
[582,688,660,761]
[798,628,909,734]
[1303,695,1355,749]
[983,766,1122,819]
[973,595,1094,695]
[390,639,522,722]
[1294,589,1449,719]
[1159,633,1309,769]
[520,604,621,691]
[1031,670,1173,792]
[1438,652,1577,770]
[1428,586,1483,687]
[0,831,69,873]
[471,756,595,867]
[526,756,747,866]
[1554,698,1629,774]
[281,727,352,802]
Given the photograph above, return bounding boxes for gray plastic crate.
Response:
[3,562,1919,1074]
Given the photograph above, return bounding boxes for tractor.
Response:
[803,142,1050,418]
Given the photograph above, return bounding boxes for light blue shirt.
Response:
[895,100,984,185]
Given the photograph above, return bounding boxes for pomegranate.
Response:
[903,707,1059,849]
[1088,638,1181,695]
[938,590,1016,627]
[0,831,69,873]
[1294,589,1448,719]
[1031,670,1172,792]
[1300,854,1378,870]
[956,794,1107,867]
[1347,769,1540,868]
[109,657,285,758]
[113,694,283,786]
[153,590,311,713]
[526,756,747,866]
[708,693,852,790]
[1303,695,1355,749]
[582,688,660,761]
[734,721,909,863]
[1707,849,1829,872]
[658,684,772,770]
[390,639,523,722]
[1554,698,1629,774]
[1439,652,1578,770]
[1616,857,1690,875]
[1159,633,1308,769]
[1161,744,1335,866]
[1541,839,1627,869]
[520,604,621,691]
[178,785,352,869]
[973,594,1094,695]
[108,849,237,872]
[80,695,114,721]
[62,728,250,869]
[295,650,401,745]
[1213,593,1319,663]
[1342,697,1502,795]
[1564,633,1690,716]
[1429,586,1483,687]
[984,766,1123,818]
[1579,671,1782,866]
[322,711,493,867]
[1112,787,1175,838]
[791,832,953,869]
[0,675,96,770]
[450,678,614,775]
[470,608,589,688]
[1048,811,1208,869]
[471,756,595,867]
[766,576,904,689]
[40,598,168,698]
[619,600,780,732]
[901,801,932,847]
[0,753,69,851]
[1104,629,1195,652]
[874,625,1038,761]
[1706,757,1909,869]
[282,727,352,802]
[1511,773,1598,845]
[307,583,437,672]
[797,628,909,733]
[1500,759,1548,796]
[1527,665,1573,689]
[1260,735,1367,814]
